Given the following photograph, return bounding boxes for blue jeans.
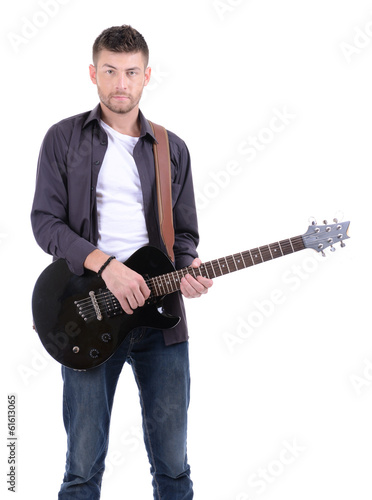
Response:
[58,328,193,499]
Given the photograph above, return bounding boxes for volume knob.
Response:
[89,348,100,359]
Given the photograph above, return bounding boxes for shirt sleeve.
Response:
[31,124,96,275]
[170,135,200,269]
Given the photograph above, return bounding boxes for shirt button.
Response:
[94,160,100,165]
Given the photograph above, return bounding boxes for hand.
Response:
[101,259,151,315]
[180,258,213,299]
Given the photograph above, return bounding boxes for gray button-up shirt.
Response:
[31,104,199,344]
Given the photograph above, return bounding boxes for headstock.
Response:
[302,218,350,255]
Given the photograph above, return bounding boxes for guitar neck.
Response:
[148,234,305,298]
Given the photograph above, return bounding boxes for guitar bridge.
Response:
[75,291,103,322]
[89,291,102,321]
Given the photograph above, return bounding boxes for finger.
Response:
[196,275,213,290]
[181,275,204,298]
[190,258,202,268]
[180,277,195,298]
[124,279,150,309]
[121,298,134,315]
[181,285,201,299]
[187,274,212,294]
[139,280,151,300]
[118,288,142,313]
[133,282,151,306]
[127,294,141,310]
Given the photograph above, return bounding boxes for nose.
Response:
[116,72,129,90]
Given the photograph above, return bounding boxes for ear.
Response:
[144,66,151,87]
[89,64,97,85]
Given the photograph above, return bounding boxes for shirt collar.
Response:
[83,104,156,141]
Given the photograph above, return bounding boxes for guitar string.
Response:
[74,236,306,319]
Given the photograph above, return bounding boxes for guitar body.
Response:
[32,246,180,370]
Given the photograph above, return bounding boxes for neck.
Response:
[148,234,306,298]
[100,103,141,136]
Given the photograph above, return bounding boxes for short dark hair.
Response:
[92,25,149,67]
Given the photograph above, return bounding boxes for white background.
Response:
[1,0,370,498]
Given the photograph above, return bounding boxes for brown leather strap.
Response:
[148,121,175,262]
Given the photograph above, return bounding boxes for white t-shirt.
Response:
[96,120,149,262]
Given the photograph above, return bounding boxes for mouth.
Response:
[111,95,130,101]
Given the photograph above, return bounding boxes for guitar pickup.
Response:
[101,289,122,318]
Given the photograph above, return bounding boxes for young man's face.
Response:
[89,50,151,115]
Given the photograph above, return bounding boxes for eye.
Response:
[106,70,114,75]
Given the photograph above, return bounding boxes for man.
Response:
[31,25,212,499]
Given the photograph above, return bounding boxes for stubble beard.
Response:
[98,88,142,115]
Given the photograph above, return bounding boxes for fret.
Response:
[217,257,229,275]
[269,242,283,257]
[205,261,215,279]
[279,238,294,256]
[158,274,167,293]
[199,267,207,279]
[222,257,230,273]
[291,236,306,252]
[199,263,210,279]
[259,245,272,262]
[150,277,160,296]
[199,264,207,279]
[175,270,184,286]
[155,275,165,294]
[225,256,234,272]
[169,272,178,290]
[248,249,254,265]
[241,250,254,267]
[230,255,238,271]
[233,253,246,270]
[163,272,175,293]
[189,267,198,280]
[208,260,218,278]
[240,253,246,268]
[215,258,223,276]
[258,247,264,262]
[250,248,263,265]
[146,278,155,296]
[164,274,172,292]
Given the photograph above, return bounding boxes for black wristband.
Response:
[97,256,116,278]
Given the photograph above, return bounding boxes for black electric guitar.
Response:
[32,220,350,370]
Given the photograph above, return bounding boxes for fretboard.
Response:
[147,235,305,298]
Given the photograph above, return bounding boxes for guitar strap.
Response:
[148,121,175,262]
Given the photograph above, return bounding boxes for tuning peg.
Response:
[309,217,317,226]
[330,246,336,252]
[333,218,339,223]
[323,220,328,225]
[318,244,326,257]
[337,234,346,248]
